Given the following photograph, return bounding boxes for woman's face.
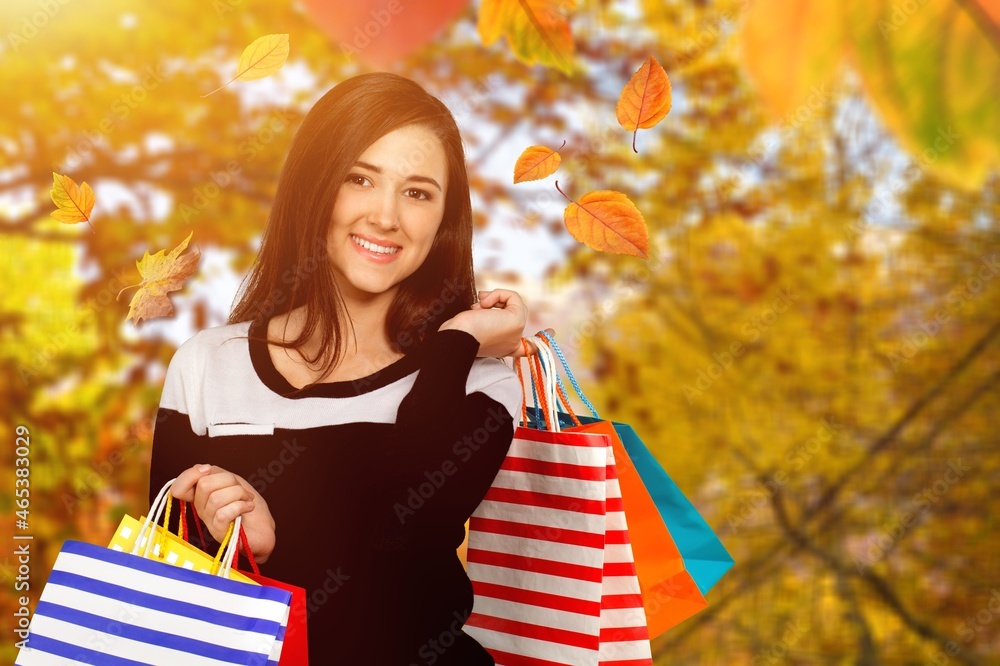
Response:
[327,124,448,302]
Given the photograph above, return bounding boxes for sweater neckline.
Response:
[247,316,424,399]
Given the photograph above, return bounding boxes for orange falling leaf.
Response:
[117,231,201,325]
[513,139,565,183]
[556,181,649,258]
[50,172,95,232]
[617,55,672,153]
[202,34,290,98]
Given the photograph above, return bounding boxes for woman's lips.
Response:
[350,234,401,264]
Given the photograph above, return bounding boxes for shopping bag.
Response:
[108,513,258,584]
[565,419,710,638]
[530,331,733,633]
[609,420,734,595]
[15,479,292,666]
[215,513,310,665]
[171,493,309,665]
[464,340,652,666]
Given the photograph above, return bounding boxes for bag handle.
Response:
[136,478,240,577]
[531,338,561,432]
[180,500,262,576]
[516,331,598,429]
[535,330,600,419]
[532,332,584,427]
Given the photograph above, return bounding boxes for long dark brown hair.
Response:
[228,72,476,395]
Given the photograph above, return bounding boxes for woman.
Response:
[148,72,546,663]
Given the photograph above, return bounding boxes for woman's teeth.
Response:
[351,235,399,255]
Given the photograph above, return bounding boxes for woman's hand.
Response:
[438,288,554,358]
[171,464,276,565]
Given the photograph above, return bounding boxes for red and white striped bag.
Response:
[464,341,653,666]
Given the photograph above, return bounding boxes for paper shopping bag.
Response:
[527,330,732,636]
[565,418,711,639]
[230,519,310,665]
[464,427,606,665]
[14,539,292,665]
[109,513,258,584]
[168,497,309,665]
[608,419,735,595]
[465,340,653,665]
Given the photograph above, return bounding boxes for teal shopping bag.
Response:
[525,331,734,596]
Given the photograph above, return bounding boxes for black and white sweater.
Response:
[147,317,522,664]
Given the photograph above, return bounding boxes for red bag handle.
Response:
[178,500,261,575]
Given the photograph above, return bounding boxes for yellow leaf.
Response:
[117,232,201,326]
[49,172,95,231]
[513,140,565,183]
[202,34,290,97]
[477,0,576,74]
[558,182,649,258]
[617,55,672,153]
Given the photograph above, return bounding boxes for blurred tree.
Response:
[1,0,997,663]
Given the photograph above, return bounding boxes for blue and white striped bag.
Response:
[15,480,292,665]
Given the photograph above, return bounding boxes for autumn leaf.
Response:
[49,172,95,232]
[202,34,290,98]
[740,0,1000,191]
[301,0,468,67]
[478,0,576,74]
[556,181,649,258]
[116,231,201,325]
[513,139,565,183]
[739,0,843,122]
[617,55,672,153]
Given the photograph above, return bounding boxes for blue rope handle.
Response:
[535,330,600,419]
[533,333,575,421]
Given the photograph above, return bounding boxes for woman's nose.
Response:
[368,191,399,229]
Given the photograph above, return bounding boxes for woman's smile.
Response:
[350,233,402,263]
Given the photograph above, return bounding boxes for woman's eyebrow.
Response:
[352,161,442,192]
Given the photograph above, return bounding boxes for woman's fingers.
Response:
[510,328,556,358]
[477,289,522,311]
[200,483,254,518]
[170,463,213,502]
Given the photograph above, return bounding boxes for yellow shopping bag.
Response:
[108,513,258,584]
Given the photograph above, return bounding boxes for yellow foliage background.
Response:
[1,0,998,663]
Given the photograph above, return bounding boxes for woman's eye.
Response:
[345,176,430,201]
[406,188,431,201]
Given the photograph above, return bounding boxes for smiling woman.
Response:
[146,72,548,665]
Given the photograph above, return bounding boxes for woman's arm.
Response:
[364,326,522,551]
